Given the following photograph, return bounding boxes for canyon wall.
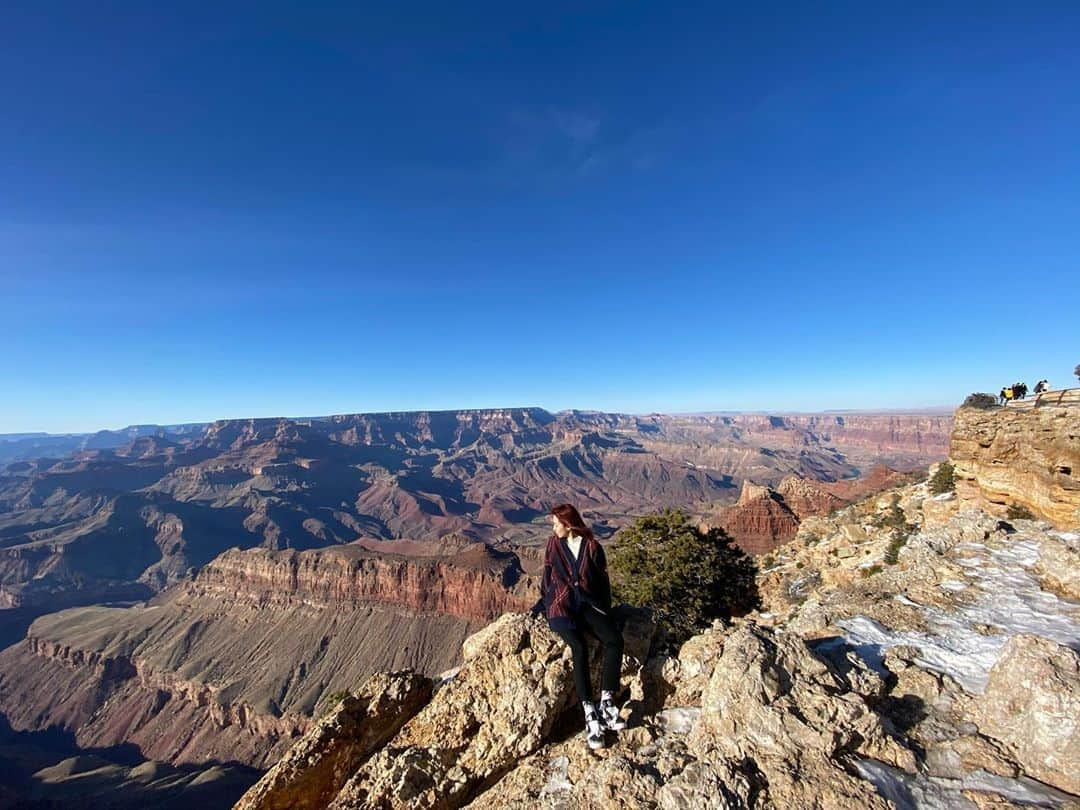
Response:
[0,542,537,769]
[0,407,950,608]
[951,402,1080,528]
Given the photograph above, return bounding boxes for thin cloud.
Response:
[501,106,664,179]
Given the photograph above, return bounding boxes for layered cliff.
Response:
[713,482,801,555]
[951,401,1080,528]
[0,541,537,769]
[0,406,950,608]
[709,473,894,556]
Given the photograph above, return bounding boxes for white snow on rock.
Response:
[856,759,1077,809]
[838,531,1080,694]
[939,580,966,592]
[656,707,700,735]
[538,755,572,797]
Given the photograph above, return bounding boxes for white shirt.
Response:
[566,533,582,560]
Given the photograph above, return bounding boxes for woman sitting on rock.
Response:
[531,503,626,750]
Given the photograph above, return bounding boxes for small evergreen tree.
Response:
[873,494,916,565]
[962,392,998,410]
[928,461,955,495]
[1006,504,1035,521]
[1075,363,1080,383]
[608,508,759,645]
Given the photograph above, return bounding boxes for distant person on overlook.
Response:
[1034,379,1049,395]
[531,503,626,750]
[1001,386,1014,406]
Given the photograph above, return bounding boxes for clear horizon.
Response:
[0,400,970,437]
[4,4,1078,434]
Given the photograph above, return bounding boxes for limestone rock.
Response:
[234,671,433,810]
[328,613,579,809]
[969,634,1080,794]
[1034,531,1080,600]
[951,403,1080,529]
[660,622,728,707]
[688,623,912,809]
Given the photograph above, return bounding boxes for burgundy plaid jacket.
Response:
[533,533,613,632]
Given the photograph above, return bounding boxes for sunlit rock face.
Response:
[951,402,1080,529]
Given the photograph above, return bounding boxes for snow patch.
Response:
[538,756,572,797]
[856,758,1076,809]
[939,580,967,592]
[838,531,1080,693]
[656,707,700,735]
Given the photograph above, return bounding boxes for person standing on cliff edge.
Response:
[530,503,626,750]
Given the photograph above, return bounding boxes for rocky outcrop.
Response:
[710,477,849,555]
[968,634,1080,795]
[950,402,1080,528]
[329,613,579,809]
[687,624,913,809]
[234,615,917,809]
[751,469,1080,802]
[714,486,800,555]
[235,671,433,810]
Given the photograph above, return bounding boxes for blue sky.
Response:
[3,2,1078,433]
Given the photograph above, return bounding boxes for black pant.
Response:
[553,605,624,703]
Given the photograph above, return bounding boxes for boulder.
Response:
[660,621,728,707]
[969,634,1080,794]
[328,613,579,809]
[688,623,913,809]
[1034,532,1080,600]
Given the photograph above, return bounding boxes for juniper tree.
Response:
[928,461,955,495]
[608,508,759,645]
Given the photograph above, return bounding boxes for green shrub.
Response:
[1006,504,1035,521]
[928,461,955,495]
[875,495,916,565]
[962,392,999,410]
[883,532,907,565]
[609,508,759,646]
[318,689,352,716]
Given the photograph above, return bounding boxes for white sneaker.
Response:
[599,699,626,731]
[585,707,605,749]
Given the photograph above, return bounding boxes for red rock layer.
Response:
[0,542,539,769]
[715,491,800,556]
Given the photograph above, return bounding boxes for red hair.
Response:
[550,503,596,544]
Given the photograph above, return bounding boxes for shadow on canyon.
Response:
[0,713,260,810]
